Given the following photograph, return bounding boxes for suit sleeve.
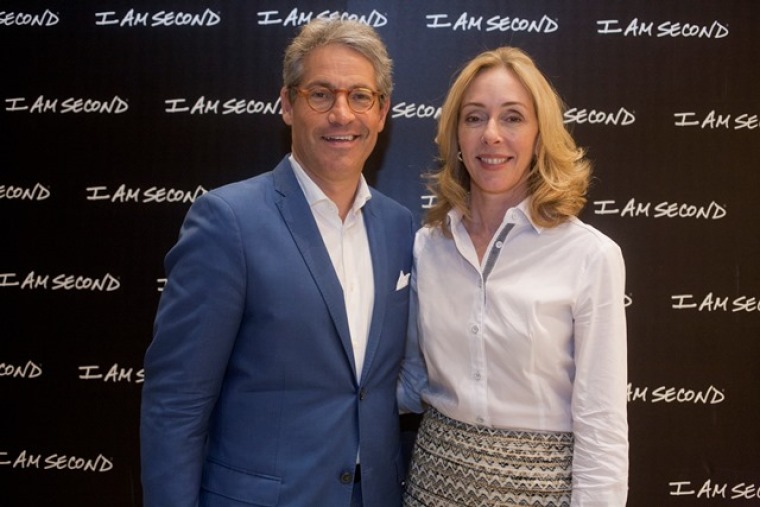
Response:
[397,233,428,414]
[140,193,246,507]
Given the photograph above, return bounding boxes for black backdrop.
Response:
[2,1,760,505]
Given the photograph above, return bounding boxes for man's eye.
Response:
[351,90,373,102]
[309,89,331,100]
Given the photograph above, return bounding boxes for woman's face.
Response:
[457,66,538,204]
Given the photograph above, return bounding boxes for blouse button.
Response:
[470,325,479,334]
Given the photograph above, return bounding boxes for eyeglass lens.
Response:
[304,87,376,113]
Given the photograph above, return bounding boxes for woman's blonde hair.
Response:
[426,46,590,234]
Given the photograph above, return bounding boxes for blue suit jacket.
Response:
[141,157,414,506]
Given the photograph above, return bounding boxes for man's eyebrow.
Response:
[301,79,375,90]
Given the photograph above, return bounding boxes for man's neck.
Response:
[291,154,362,221]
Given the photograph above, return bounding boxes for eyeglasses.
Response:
[291,86,382,113]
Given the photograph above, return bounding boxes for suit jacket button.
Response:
[359,388,367,400]
[340,471,353,484]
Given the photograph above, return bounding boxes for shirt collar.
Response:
[515,198,544,233]
[289,154,372,214]
[446,197,543,234]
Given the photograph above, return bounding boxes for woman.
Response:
[399,47,628,506]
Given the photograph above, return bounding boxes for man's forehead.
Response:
[301,45,375,79]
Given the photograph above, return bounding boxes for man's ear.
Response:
[280,87,293,126]
[377,96,391,132]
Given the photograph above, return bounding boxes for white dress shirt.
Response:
[290,155,374,380]
[399,198,628,506]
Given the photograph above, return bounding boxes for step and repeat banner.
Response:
[2,1,759,505]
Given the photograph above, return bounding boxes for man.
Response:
[140,19,414,507]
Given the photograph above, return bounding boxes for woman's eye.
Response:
[463,115,484,124]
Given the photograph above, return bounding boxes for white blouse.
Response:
[399,199,629,506]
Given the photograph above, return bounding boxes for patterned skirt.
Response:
[403,408,573,507]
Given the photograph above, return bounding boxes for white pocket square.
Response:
[395,270,410,291]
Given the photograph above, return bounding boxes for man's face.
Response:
[281,44,389,190]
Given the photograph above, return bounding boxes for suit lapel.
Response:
[272,159,357,375]
[360,194,389,383]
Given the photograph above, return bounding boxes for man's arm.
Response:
[397,264,427,414]
[140,193,246,507]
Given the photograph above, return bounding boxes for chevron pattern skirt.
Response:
[403,408,573,507]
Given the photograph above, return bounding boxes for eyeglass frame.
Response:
[289,86,385,114]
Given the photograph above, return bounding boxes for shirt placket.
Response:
[342,213,362,374]
[469,222,515,427]
[469,271,488,426]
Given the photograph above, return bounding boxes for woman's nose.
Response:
[481,119,502,144]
